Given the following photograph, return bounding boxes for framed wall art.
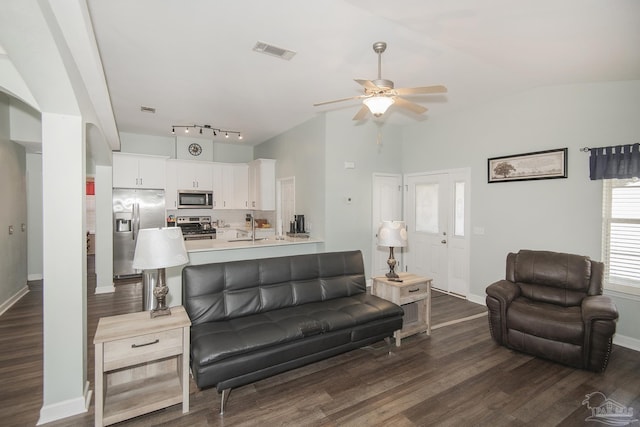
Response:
[488,148,567,183]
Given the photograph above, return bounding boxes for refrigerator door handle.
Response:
[132,202,139,240]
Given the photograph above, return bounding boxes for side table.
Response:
[372,273,432,346]
[93,306,191,426]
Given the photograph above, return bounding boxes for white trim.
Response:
[466,292,486,306]
[37,381,92,425]
[0,285,29,317]
[432,312,487,330]
[94,285,115,294]
[28,273,43,281]
[605,288,640,302]
[613,334,640,352]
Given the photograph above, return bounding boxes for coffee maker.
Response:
[290,214,305,234]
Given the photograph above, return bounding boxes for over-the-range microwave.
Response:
[177,190,213,209]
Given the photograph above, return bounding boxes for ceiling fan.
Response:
[314,41,447,120]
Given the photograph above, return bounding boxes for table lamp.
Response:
[133,227,188,318]
[377,220,408,279]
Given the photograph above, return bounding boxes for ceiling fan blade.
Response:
[354,79,380,90]
[313,95,365,107]
[394,85,447,96]
[394,97,428,114]
[352,105,369,121]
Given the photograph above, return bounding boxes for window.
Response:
[602,178,640,295]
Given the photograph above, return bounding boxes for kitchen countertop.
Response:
[185,236,321,253]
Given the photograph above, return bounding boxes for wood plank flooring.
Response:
[1,258,639,426]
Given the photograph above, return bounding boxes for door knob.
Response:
[441,239,447,244]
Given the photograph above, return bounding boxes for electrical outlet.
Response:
[8,225,14,235]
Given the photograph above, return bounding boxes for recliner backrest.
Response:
[508,250,601,306]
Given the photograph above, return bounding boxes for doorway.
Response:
[371,173,403,279]
[404,169,470,296]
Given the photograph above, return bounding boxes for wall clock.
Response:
[188,142,203,156]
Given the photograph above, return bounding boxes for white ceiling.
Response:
[86,0,640,147]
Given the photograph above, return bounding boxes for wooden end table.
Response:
[372,273,432,346]
[93,306,191,426]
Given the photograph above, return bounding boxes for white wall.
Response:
[255,114,327,240]
[255,111,404,274]
[402,80,640,345]
[26,153,43,280]
[0,93,28,307]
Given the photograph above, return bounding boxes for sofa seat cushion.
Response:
[507,297,583,345]
[191,293,402,368]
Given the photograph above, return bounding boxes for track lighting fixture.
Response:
[171,124,243,140]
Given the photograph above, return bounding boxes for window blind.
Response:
[602,179,640,293]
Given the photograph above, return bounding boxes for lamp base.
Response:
[151,306,171,318]
[385,247,399,279]
[150,269,171,318]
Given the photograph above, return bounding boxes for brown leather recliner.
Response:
[486,250,618,372]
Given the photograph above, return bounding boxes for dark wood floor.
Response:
[1,258,639,426]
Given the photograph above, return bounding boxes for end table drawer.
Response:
[104,328,183,371]
[400,282,429,299]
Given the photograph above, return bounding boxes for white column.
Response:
[94,164,114,293]
[38,112,90,424]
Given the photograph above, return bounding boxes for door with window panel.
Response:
[405,171,469,296]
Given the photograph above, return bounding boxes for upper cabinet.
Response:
[249,159,276,211]
[175,160,213,191]
[113,153,167,189]
[212,163,248,210]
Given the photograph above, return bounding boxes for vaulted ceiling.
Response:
[87,0,640,146]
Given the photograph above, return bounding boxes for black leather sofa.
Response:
[182,250,404,413]
[486,250,618,372]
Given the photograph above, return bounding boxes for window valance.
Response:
[589,143,640,180]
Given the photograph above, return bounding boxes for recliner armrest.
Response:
[486,280,521,306]
[581,295,619,323]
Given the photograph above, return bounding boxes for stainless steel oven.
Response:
[176,216,216,240]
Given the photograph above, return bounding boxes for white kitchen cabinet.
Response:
[165,160,178,209]
[248,159,276,211]
[113,153,167,189]
[175,160,213,190]
[212,163,248,210]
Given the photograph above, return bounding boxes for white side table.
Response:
[372,273,432,346]
[93,306,191,426]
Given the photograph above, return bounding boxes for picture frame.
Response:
[488,148,568,183]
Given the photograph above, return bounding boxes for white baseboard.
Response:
[28,273,43,281]
[613,334,640,352]
[37,381,91,425]
[0,285,29,317]
[94,284,115,294]
[466,292,486,306]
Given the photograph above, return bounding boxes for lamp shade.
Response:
[363,96,395,117]
[132,227,188,270]
[377,220,408,248]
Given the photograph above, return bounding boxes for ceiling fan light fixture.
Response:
[363,96,395,117]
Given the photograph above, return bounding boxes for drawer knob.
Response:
[409,288,420,293]
[131,339,159,348]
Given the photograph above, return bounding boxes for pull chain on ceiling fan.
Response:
[314,41,447,120]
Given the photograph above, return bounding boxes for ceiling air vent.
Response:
[140,106,156,113]
[252,41,296,60]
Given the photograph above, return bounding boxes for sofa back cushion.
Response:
[183,250,366,326]
[509,250,595,306]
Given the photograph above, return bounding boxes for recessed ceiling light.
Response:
[140,106,156,113]
[253,41,296,60]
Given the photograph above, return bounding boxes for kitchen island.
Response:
[165,236,324,306]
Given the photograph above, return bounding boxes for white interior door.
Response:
[404,170,470,296]
[371,174,402,278]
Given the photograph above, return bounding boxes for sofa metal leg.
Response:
[220,388,231,415]
[385,336,394,355]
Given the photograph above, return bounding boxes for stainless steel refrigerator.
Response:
[113,188,165,278]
